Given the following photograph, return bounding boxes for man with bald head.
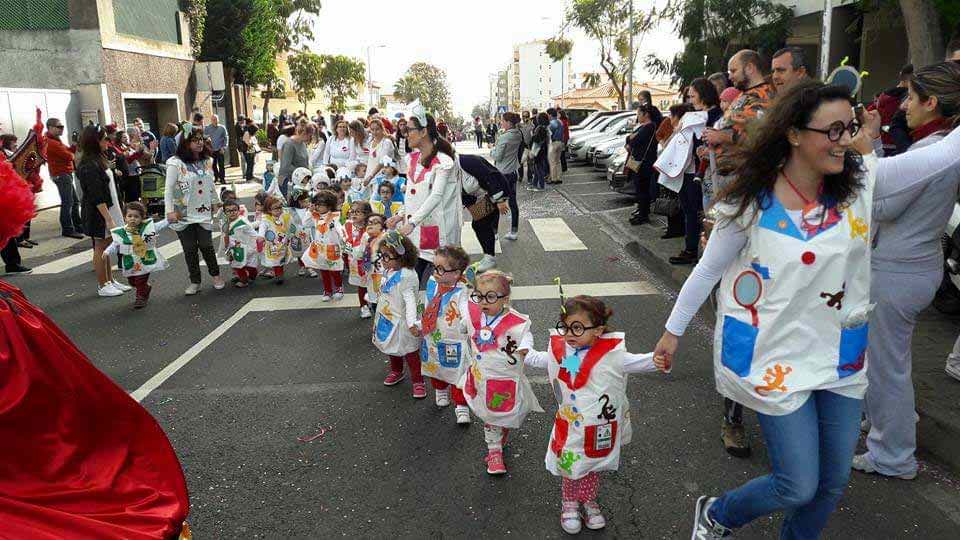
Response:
[203,114,229,183]
[701,48,776,460]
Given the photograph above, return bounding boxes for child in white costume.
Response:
[458,270,542,475]
[373,231,426,399]
[356,214,386,306]
[420,246,473,424]
[287,191,313,278]
[525,295,663,534]
[344,200,372,317]
[221,200,260,288]
[257,195,294,285]
[102,202,169,309]
[301,190,346,301]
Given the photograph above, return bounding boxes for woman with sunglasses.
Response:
[855,61,960,482]
[164,129,224,295]
[652,80,960,539]
[322,120,353,170]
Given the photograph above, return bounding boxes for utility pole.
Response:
[627,0,634,109]
[819,0,833,79]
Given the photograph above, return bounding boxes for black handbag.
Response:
[651,186,680,217]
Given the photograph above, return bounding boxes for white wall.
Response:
[773,0,856,17]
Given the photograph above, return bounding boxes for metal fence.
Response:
[0,0,70,31]
[112,0,181,44]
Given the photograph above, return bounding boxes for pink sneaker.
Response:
[412,382,427,399]
[485,450,507,475]
[383,371,405,386]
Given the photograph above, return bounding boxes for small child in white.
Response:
[524,295,665,535]
[301,190,345,301]
[102,201,168,308]
[344,200,372,317]
[459,270,543,475]
[221,200,259,287]
[257,195,293,285]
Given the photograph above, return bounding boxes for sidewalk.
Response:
[19,154,270,263]
[597,204,960,474]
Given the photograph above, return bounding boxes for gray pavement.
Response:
[8,154,960,538]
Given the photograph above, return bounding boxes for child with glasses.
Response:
[373,231,425,398]
[301,190,345,301]
[420,246,473,424]
[221,200,259,288]
[523,295,666,534]
[459,270,543,475]
[344,201,372,317]
[257,196,294,285]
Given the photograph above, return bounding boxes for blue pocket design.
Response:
[420,340,429,363]
[375,314,395,343]
[838,323,868,378]
[438,342,462,368]
[721,315,758,377]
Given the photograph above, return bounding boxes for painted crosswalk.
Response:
[460,221,502,255]
[528,218,588,251]
[130,279,657,402]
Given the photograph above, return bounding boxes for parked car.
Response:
[591,129,633,170]
[561,108,598,127]
[570,110,621,133]
[607,147,632,195]
[570,114,633,160]
[569,112,630,147]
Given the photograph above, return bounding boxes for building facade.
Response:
[512,40,574,112]
[554,81,680,112]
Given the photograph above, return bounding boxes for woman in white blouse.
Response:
[394,117,410,177]
[390,111,463,285]
[308,123,327,176]
[347,120,370,171]
[362,118,396,187]
[322,119,352,170]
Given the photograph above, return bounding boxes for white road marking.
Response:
[31,232,222,275]
[460,221,502,255]
[130,279,657,402]
[528,217,588,252]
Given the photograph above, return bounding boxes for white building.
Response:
[512,40,574,112]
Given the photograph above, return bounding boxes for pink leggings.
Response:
[562,472,600,503]
[388,351,423,383]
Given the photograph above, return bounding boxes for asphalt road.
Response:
[9,149,960,539]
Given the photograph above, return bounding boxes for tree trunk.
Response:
[899,0,944,66]
[262,95,271,127]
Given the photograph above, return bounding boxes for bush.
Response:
[255,129,269,148]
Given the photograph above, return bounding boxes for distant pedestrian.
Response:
[489,111,523,241]
[45,117,85,239]
[278,123,310,198]
[203,114,229,183]
[240,118,260,181]
[546,108,564,184]
[529,112,549,191]
[473,117,484,149]
[133,118,158,160]
[158,123,179,163]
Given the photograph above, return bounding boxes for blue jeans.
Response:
[504,172,519,231]
[710,390,862,539]
[533,153,548,190]
[678,174,702,253]
[53,173,82,235]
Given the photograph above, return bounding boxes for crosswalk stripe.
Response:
[528,217,588,252]
[460,221,502,255]
[31,232,222,275]
[131,279,658,401]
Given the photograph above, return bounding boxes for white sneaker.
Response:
[435,388,451,407]
[308,270,318,278]
[184,283,201,296]
[320,294,331,302]
[455,405,471,424]
[98,283,123,297]
[851,453,917,480]
[560,502,582,535]
[111,280,132,292]
[212,276,226,290]
[297,267,306,277]
[360,305,372,319]
[946,358,960,381]
[581,501,606,530]
[504,231,518,241]
[332,291,344,301]
[476,254,496,273]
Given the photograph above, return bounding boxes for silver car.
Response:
[571,114,633,161]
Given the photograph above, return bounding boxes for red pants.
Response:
[320,269,343,294]
[388,351,422,384]
[273,265,285,278]
[561,472,600,503]
[232,266,259,283]
[357,286,368,307]
[429,378,466,405]
[127,274,151,300]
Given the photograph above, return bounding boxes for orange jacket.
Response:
[45,133,76,176]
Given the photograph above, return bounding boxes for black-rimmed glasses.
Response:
[470,291,508,304]
[556,321,601,337]
[800,120,860,142]
[433,265,461,276]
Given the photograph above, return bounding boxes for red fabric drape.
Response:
[0,280,189,539]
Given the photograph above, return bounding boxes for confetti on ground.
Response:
[298,426,332,443]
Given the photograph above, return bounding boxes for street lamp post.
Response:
[366,44,386,108]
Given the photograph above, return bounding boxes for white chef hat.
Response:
[380,156,397,169]
[291,167,312,186]
[335,167,352,181]
[408,99,428,127]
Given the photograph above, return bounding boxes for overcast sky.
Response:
[307,0,683,117]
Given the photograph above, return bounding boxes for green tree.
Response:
[470,104,488,121]
[318,55,367,113]
[545,37,574,62]
[393,62,453,118]
[179,0,207,58]
[288,51,326,112]
[645,0,792,87]
[566,0,661,109]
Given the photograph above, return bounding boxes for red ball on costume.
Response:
[801,251,816,265]
[0,159,36,247]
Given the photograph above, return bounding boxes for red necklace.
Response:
[781,169,820,206]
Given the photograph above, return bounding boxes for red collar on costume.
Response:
[549,335,621,390]
[468,302,525,352]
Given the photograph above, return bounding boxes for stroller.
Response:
[139,164,167,216]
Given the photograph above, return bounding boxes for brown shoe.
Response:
[721,419,751,458]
